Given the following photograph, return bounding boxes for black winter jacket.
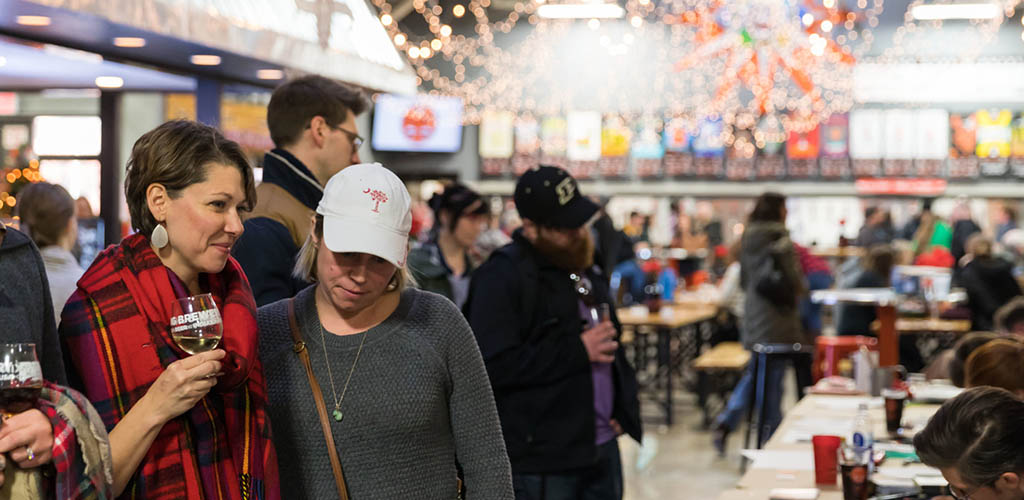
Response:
[464,231,642,474]
[956,256,1022,331]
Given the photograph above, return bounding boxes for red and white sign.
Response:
[855,178,947,196]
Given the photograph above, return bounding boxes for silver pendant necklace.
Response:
[317,312,369,422]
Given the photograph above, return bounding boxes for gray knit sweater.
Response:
[259,285,513,499]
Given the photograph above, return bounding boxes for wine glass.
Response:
[0,344,43,417]
[170,293,223,355]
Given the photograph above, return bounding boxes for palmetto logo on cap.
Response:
[364,188,389,213]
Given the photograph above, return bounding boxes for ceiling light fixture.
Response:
[113,37,146,48]
[911,2,1000,20]
[537,3,625,19]
[95,76,124,89]
[257,69,285,80]
[190,54,222,66]
[16,15,51,26]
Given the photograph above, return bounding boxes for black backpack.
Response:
[750,249,797,309]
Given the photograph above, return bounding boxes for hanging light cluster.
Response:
[368,0,887,132]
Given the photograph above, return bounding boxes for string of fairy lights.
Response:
[368,0,1020,136]
[881,0,1021,63]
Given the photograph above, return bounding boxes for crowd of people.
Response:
[0,75,644,500]
[5,73,1024,500]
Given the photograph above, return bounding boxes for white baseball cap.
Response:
[316,163,412,268]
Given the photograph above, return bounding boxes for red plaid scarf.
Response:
[40,381,112,499]
[59,233,280,500]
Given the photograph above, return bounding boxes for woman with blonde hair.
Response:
[258,163,513,499]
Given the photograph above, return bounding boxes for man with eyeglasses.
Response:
[464,166,642,500]
[913,386,1024,500]
[233,75,368,305]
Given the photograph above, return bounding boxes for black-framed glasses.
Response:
[329,124,364,149]
[949,482,986,500]
[308,119,364,148]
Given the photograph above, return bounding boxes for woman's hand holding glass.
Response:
[141,350,225,424]
[0,409,54,473]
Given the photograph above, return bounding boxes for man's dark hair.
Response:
[749,192,786,223]
[865,206,878,220]
[266,75,368,148]
[1004,206,1018,222]
[428,183,487,231]
[995,297,1024,334]
[949,331,1002,387]
[863,244,895,286]
[913,386,1024,487]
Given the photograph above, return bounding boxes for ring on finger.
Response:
[25,445,34,462]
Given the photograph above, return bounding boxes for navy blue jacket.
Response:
[232,149,321,306]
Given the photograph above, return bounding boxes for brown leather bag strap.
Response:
[287,298,350,500]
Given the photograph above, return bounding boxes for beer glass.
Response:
[170,293,223,355]
[0,344,43,417]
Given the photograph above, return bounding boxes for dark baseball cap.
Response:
[514,165,599,228]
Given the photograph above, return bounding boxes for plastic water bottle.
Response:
[658,269,678,302]
[851,403,874,472]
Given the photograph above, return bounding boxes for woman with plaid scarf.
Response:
[58,120,280,499]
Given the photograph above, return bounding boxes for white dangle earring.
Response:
[151,223,169,249]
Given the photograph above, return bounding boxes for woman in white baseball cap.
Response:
[257,163,513,499]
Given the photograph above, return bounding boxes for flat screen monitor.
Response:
[371,94,463,153]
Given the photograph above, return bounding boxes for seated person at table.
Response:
[964,339,1024,397]
[914,386,1024,500]
[956,234,1022,331]
[836,244,925,372]
[836,245,895,336]
[924,331,1000,385]
[995,296,1024,335]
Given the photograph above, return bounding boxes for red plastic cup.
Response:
[812,435,842,485]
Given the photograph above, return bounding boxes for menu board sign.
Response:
[633,116,664,179]
[787,121,820,180]
[820,114,851,180]
[977,109,1011,177]
[756,116,786,180]
[540,116,568,169]
[850,109,883,177]
[663,117,695,177]
[915,109,949,178]
[479,110,513,177]
[693,117,725,178]
[599,115,631,179]
[512,115,541,176]
[949,113,980,180]
[1011,113,1024,178]
[726,126,756,181]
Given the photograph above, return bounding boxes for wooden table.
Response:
[894,317,971,334]
[717,394,943,500]
[617,304,718,426]
[812,289,967,367]
[810,247,865,259]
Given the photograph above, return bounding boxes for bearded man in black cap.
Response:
[464,166,641,500]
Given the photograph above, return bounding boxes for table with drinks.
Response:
[617,302,718,426]
[717,384,954,500]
